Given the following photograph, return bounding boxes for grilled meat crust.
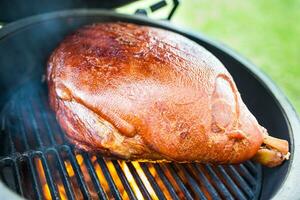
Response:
[47,22,266,164]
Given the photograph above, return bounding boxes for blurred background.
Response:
[119,0,300,113]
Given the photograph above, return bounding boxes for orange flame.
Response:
[58,184,67,200]
[105,160,129,199]
[64,160,74,177]
[43,185,51,200]
[120,161,144,200]
[132,162,158,200]
[35,158,51,200]
[36,154,187,200]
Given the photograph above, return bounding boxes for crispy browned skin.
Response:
[47,22,289,166]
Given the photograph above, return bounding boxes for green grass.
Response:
[119,0,300,113]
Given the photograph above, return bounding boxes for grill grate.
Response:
[0,81,262,200]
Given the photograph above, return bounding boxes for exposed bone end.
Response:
[252,135,290,167]
[263,135,289,155]
[252,148,290,167]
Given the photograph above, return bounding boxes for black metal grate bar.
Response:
[166,164,193,199]
[205,165,234,200]
[177,164,207,200]
[26,96,44,148]
[226,165,254,198]
[40,89,66,144]
[33,96,76,200]
[112,160,138,200]
[97,157,122,200]
[14,100,30,151]
[28,156,43,199]
[66,147,92,199]
[126,162,152,200]
[38,93,77,200]
[216,166,247,200]
[155,164,181,200]
[193,164,221,199]
[244,161,258,176]
[83,153,107,199]
[39,154,60,199]
[27,95,60,199]
[32,93,56,145]
[140,163,166,200]
[15,92,43,199]
[0,82,262,200]
[5,114,16,153]
[51,149,76,200]
[13,161,24,196]
[238,164,257,187]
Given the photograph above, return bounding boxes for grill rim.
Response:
[0,9,299,200]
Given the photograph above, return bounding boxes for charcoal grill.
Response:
[0,8,299,200]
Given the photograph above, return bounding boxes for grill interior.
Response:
[0,80,262,200]
[0,10,297,199]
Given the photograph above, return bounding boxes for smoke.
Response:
[0,81,66,157]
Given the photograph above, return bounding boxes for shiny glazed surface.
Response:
[47,22,264,163]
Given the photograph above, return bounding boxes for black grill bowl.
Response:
[0,10,299,200]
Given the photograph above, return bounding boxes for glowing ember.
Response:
[58,185,67,200]
[35,158,51,200]
[64,160,74,177]
[132,162,158,200]
[92,157,112,197]
[76,154,83,165]
[35,153,188,199]
[106,160,129,199]
[148,164,173,199]
[43,185,51,200]
[76,154,98,199]
[120,161,144,199]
